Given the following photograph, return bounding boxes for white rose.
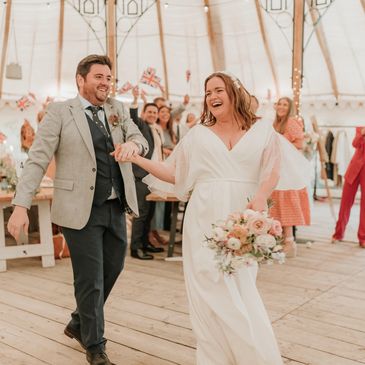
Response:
[243,209,256,219]
[213,227,226,241]
[226,237,242,250]
[255,234,276,249]
[272,244,283,252]
[226,219,235,229]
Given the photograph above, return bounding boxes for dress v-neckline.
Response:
[203,124,253,152]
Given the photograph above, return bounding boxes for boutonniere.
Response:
[108,114,121,128]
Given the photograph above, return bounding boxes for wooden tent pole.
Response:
[56,0,65,96]
[0,0,12,99]
[360,0,365,14]
[204,0,221,72]
[106,0,117,96]
[156,0,170,99]
[311,116,337,222]
[292,0,305,117]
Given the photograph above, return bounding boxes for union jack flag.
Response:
[118,81,133,94]
[16,93,36,111]
[16,96,31,111]
[140,67,161,88]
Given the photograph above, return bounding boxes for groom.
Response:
[7,55,148,365]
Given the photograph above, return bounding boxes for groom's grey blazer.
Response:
[12,96,148,229]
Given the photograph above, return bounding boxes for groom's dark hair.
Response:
[76,54,112,80]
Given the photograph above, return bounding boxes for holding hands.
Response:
[112,141,140,162]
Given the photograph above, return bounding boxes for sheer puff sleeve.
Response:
[260,125,310,191]
[142,131,194,202]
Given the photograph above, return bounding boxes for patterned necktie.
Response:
[87,105,110,138]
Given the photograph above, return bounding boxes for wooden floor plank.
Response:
[0,200,364,364]
[0,342,50,365]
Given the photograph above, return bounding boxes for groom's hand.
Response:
[7,206,29,241]
[112,141,139,162]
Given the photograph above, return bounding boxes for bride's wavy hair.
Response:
[200,72,257,130]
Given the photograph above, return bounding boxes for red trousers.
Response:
[333,165,365,242]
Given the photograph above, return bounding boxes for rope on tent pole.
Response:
[65,0,105,53]
[116,1,157,55]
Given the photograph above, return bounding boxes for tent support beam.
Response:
[254,0,280,98]
[106,0,117,95]
[156,0,169,99]
[292,0,305,116]
[56,0,65,95]
[204,0,221,72]
[307,0,339,101]
[360,0,365,13]
[0,0,12,99]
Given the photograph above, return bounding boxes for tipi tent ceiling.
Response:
[0,0,364,103]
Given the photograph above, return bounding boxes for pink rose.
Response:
[228,212,241,221]
[229,225,249,242]
[247,215,271,235]
[269,220,283,236]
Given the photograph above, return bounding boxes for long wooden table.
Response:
[146,193,181,257]
[0,188,55,272]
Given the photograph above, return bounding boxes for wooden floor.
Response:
[0,200,364,365]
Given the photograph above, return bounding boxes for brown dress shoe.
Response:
[86,351,116,365]
[64,324,86,349]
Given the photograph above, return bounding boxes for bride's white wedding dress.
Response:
[144,121,308,365]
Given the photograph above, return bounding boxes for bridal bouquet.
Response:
[204,209,285,275]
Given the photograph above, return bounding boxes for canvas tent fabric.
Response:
[0,0,364,105]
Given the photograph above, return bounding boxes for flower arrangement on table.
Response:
[0,154,17,192]
[0,135,18,192]
[303,131,320,160]
[204,209,285,275]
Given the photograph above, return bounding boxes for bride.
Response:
[114,72,308,365]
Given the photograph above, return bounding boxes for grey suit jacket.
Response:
[12,97,148,229]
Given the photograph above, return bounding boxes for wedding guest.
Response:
[270,97,311,257]
[186,112,198,129]
[129,86,164,259]
[332,126,365,247]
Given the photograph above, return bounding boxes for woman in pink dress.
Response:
[270,97,311,257]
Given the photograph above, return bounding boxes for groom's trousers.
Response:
[61,198,127,353]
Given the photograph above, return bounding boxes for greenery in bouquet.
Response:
[204,209,285,275]
[303,131,320,160]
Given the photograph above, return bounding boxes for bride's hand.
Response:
[246,196,268,212]
[111,142,139,162]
